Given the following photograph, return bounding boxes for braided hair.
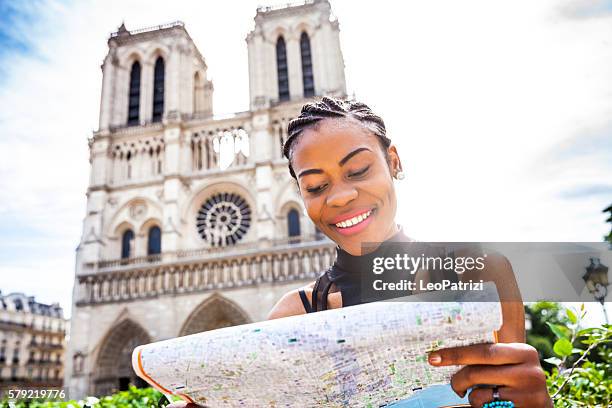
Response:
[283,96,392,180]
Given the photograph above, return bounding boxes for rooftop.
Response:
[256,0,322,15]
[110,20,185,39]
[0,291,64,318]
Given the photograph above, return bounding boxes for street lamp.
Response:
[582,257,609,323]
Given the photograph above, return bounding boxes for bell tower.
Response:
[246,0,347,110]
[98,21,213,132]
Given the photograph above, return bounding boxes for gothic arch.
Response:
[273,178,303,215]
[144,45,170,65]
[267,24,291,43]
[105,197,163,239]
[138,218,162,235]
[179,293,250,336]
[294,22,315,39]
[113,220,135,238]
[277,201,305,238]
[119,51,145,71]
[193,70,207,113]
[93,318,150,396]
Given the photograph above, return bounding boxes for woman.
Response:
[171,97,552,407]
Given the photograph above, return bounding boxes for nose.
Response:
[325,182,358,207]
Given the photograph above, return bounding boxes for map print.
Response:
[133,286,501,407]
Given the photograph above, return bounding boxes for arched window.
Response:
[287,209,301,238]
[300,32,315,97]
[73,353,84,374]
[276,36,289,102]
[121,230,134,259]
[127,61,141,125]
[152,57,164,122]
[147,226,161,255]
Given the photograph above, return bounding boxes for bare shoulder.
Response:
[267,281,315,320]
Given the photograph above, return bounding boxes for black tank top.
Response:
[298,226,460,313]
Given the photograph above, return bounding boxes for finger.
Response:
[428,343,538,366]
[450,364,525,396]
[468,387,549,408]
[469,387,509,408]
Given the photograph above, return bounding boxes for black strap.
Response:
[298,289,313,313]
[311,268,337,312]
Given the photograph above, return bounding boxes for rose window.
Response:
[196,192,251,246]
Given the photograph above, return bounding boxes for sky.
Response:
[0,0,610,323]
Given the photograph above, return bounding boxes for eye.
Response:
[306,184,327,194]
[349,166,370,178]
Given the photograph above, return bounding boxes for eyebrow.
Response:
[297,147,372,179]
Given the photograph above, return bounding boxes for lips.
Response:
[329,208,376,236]
[329,208,375,225]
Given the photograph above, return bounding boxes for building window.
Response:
[152,57,164,122]
[276,36,289,102]
[121,229,134,259]
[300,32,315,97]
[73,353,84,374]
[287,209,301,237]
[127,61,141,125]
[196,192,251,246]
[147,226,161,255]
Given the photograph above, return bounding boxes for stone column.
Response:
[251,111,275,242]
[98,50,116,131]
[160,116,183,252]
[287,34,303,100]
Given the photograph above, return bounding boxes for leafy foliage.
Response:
[0,386,178,408]
[527,302,612,407]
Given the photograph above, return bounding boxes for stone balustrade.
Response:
[76,238,336,306]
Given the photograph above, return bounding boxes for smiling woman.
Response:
[264,96,553,408]
[284,98,401,256]
[165,97,553,407]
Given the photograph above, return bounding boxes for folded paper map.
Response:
[132,284,501,407]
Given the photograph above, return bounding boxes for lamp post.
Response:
[582,257,609,324]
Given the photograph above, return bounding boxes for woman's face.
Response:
[290,118,402,255]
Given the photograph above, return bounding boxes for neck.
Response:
[332,224,408,281]
[340,223,404,256]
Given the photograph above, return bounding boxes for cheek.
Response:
[303,197,324,224]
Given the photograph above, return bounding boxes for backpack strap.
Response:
[298,289,313,313]
[311,268,337,312]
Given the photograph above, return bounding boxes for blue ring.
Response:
[482,402,514,408]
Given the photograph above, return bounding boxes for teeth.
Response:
[335,210,372,229]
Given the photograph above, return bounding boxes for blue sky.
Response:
[0,0,610,323]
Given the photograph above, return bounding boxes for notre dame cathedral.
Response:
[65,0,347,399]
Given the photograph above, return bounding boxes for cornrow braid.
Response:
[283,96,391,179]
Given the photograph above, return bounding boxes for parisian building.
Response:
[0,291,66,395]
[65,0,347,398]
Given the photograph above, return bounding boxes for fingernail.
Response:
[428,353,441,364]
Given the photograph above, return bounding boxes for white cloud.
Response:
[0,0,610,321]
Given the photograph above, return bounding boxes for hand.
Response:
[428,343,553,408]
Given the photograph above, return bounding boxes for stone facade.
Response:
[65,0,346,399]
[0,292,67,396]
